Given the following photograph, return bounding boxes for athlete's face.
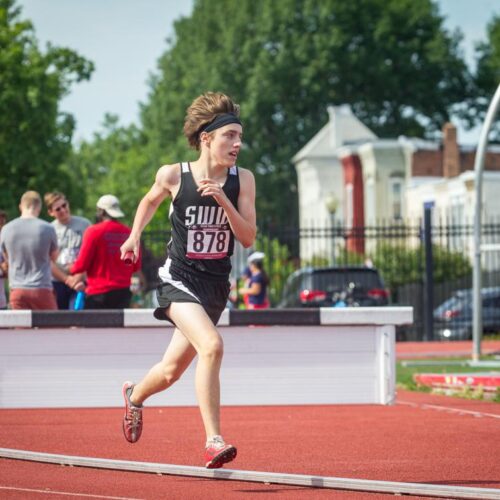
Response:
[209,124,243,167]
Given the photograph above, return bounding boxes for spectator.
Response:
[0,191,58,310]
[44,191,91,309]
[239,264,252,308]
[70,194,141,309]
[0,210,8,309]
[239,251,270,309]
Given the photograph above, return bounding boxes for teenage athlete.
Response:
[119,92,256,469]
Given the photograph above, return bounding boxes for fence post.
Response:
[423,205,434,341]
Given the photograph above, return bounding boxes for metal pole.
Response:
[472,83,500,361]
[423,205,434,341]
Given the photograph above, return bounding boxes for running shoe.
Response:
[122,381,143,443]
[204,435,237,469]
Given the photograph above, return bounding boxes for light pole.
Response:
[325,193,339,266]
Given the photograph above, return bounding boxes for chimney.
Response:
[442,123,460,178]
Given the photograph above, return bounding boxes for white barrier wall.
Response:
[0,308,412,408]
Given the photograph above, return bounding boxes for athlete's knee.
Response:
[199,337,224,360]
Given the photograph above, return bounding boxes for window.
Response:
[389,177,403,220]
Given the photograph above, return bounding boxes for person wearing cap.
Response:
[69,194,141,309]
[239,251,270,309]
[44,191,91,309]
[118,92,256,469]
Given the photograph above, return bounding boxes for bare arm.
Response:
[120,164,176,260]
[50,261,67,282]
[197,167,256,248]
[239,281,261,296]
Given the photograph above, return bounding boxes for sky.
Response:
[17,0,500,146]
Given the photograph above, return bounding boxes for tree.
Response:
[139,0,472,227]
[474,15,500,141]
[0,0,93,216]
[65,114,154,226]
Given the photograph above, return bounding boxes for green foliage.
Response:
[473,14,500,141]
[0,0,93,216]
[64,114,167,227]
[138,0,473,228]
[254,234,296,305]
[372,243,422,289]
[302,255,330,267]
[372,242,471,290]
[334,249,366,266]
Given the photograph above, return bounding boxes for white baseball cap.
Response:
[247,251,265,263]
[96,194,125,218]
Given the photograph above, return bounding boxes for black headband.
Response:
[200,113,242,134]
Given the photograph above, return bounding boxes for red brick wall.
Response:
[412,150,443,177]
[461,151,500,171]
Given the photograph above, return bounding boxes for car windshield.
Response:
[309,269,382,291]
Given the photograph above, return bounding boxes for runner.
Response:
[119,92,256,469]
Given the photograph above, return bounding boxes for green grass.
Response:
[396,356,500,402]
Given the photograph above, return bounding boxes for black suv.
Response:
[278,266,390,308]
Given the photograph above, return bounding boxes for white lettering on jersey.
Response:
[185,206,196,226]
[185,206,227,227]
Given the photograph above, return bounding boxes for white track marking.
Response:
[398,400,500,419]
[0,485,142,499]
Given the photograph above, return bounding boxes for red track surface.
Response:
[396,339,500,358]
[1,340,499,499]
[1,388,499,499]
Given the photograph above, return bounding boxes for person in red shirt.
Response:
[70,195,141,309]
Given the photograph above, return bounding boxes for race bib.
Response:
[186,229,230,259]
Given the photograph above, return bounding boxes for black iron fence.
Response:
[141,219,500,341]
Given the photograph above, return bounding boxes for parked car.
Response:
[278,266,390,308]
[433,287,500,340]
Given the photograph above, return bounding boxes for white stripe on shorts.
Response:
[157,258,201,302]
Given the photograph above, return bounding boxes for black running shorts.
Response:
[154,259,230,326]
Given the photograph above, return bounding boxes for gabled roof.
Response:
[292,105,377,163]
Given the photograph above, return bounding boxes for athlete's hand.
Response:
[197,179,228,205]
[120,237,140,264]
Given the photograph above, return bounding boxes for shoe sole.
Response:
[205,446,237,469]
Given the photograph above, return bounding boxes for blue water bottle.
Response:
[74,291,85,310]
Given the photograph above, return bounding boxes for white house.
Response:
[292,105,377,260]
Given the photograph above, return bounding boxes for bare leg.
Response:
[130,327,196,406]
[167,302,224,441]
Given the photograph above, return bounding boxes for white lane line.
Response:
[399,400,500,419]
[1,448,500,499]
[0,485,143,499]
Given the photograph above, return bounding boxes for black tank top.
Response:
[167,162,240,279]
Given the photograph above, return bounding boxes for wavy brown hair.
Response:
[44,191,66,211]
[184,92,240,150]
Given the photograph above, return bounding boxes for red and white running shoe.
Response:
[122,381,143,444]
[204,435,237,469]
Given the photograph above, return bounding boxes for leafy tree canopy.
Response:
[139,0,473,227]
[0,0,93,217]
[474,15,500,140]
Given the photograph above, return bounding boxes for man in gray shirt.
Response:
[0,191,58,310]
[44,191,90,309]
